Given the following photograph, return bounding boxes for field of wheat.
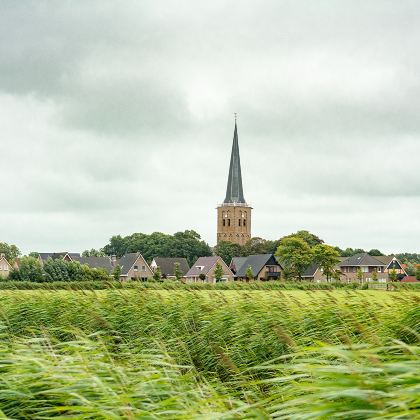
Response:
[0,289,418,418]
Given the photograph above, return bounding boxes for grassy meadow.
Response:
[0,289,418,418]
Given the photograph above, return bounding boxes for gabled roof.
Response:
[117,252,150,276]
[371,255,394,265]
[230,257,247,273]
[236,254,281,278]
[153,257,190,276]
[185,256,223,277]
[39,252,80,262]
[224,121,246,204]
[339,253,386,267]
[401,276,419,283]
[72,256,114,273]
[0,255,12,269]
[302,262,319,277]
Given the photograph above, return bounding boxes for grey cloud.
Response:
[0,1,419,253]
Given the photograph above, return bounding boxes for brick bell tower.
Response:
[217,117,252,245]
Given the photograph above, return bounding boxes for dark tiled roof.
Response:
[39,252,67,261]
[340,253,385,267]
[230,257,247,273]
[117,253,146,276]
[72,256,113,273]
[153,257,190,276]
[236,254,280,278]
[302,262,319,277]
[373,255,394,265]
[39,252,80,262]
[185,256,221,277]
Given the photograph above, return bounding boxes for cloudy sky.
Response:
[1,1,419,254]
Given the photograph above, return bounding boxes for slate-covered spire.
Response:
[224,120,246,204]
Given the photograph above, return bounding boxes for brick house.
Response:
[184,256,234,283]
[0,254,12,279]
[230,254,283,281]
[302,253,407,282]
[150,257,190,279]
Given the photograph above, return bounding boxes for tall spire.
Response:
[224,119,246,204]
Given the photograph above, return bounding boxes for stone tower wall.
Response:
[217,205,252,245]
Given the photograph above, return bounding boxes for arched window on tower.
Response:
[244,219,247,227]
[238,219,241,226]
[222,219,226,226]
[228,219,231,226]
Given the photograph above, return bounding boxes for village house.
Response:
[302,253,407,282]
[38,252,80,264]
[230,254,283,281]
[184,256,234,283]
[150,257,190,279]
[38,251,153,281]
[0,254,12,279]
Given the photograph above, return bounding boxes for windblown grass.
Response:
[0,290,418,418]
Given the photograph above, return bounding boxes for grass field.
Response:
[0,290,418,418]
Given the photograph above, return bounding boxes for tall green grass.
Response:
[0,290,418,418]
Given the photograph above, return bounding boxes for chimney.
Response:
[111,255,117,267]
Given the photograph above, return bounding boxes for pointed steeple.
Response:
[224,120,246,204]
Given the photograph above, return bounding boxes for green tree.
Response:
[102,230,212,266]
[356,267,363,282]
[214,241,242,264]
[415,266,420,281]
[389,268,398,282]
[275,237,313,280]
[279,231,323,248]
[214,262,224,282]
[153,267,162,282]
[368,249,384,256]
[372,269,378,282]
[241,237,278,256]
[312,244,340,282]
[199,273,206,281]
[11,256,43,282]
[82,248,105,257]
[245,265,254,281]
[112,265,122,281]
[0,242,21,262]
[174,262,182,281]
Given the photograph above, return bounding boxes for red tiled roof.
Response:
[401,276,419,283]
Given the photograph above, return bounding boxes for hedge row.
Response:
[0,280,418,291]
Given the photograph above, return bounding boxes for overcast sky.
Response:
[1,1,419,254]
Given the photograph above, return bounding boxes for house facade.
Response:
[117,253,154,281]
[38,252,153,281]
[150,257,190,278]
[0,254,12,279]
[231,254,283,281]
[184,256,234,283]
[302,253,407,282]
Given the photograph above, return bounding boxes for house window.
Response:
[134,265,138,271]
[378,267,382,272]
[141,266,146,271]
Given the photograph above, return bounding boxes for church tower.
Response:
[217,119,252,245]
